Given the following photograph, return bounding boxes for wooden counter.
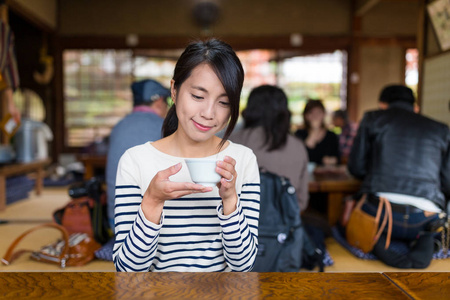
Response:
[1,271,434,299]
[385,272,450,299]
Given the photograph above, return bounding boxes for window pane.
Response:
[64,50,133,147]
[133,56,175,89]
[405,48,418,97]
[237,50,278,110]
[278,50,347,127]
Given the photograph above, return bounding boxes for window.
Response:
[237,49,278,109]
[405,48,419,97]
[63,49,347,148]
[64,50,176,148]
[278,50,347,127]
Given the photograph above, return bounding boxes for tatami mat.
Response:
[0,187,115,272]
[0,187,69,222]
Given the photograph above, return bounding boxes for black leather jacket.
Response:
[348,102,450,210]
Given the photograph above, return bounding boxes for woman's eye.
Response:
[219,101,230,106]
[192,94,203,100]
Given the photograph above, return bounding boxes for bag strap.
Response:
[354,194,367,210]
[382,197,393,249]
[357,195,393,250]
[1,223,70,268]
[372,197,393,249]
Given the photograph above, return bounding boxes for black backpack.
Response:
[252,169,305,272]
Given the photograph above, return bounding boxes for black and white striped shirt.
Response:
[113,141,260,272]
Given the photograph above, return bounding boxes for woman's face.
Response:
[172,63,231,143]
[305,107,325,128]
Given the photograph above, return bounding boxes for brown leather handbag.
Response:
[1,223,101,268]
[54,196,95,237]
[346,195,393,253]
[54,178,112,245]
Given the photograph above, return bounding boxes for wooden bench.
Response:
[0,158,51,211]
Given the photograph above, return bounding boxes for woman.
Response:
[113,39,260,272]
[230,85,309,211]
[295,99,340,166]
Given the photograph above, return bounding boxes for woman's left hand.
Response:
[216,156,238,215]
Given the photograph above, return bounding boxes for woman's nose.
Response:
[200,102,215,119]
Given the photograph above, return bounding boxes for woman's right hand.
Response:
[141,163,212,223]
[306,128,325,149]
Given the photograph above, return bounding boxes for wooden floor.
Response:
[1,186,449,272]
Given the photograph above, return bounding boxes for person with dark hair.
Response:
[295,99,340,166]
[332,109,358,163]
[106,79,170,229]
[230,85,309,211]
[348,84,449,269]
[113,39,260,272]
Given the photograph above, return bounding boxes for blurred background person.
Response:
[332,109,358,164]
[348,84,449,269]
[295,99,340,166]
[106,79,170,229]
[230,85,309,211]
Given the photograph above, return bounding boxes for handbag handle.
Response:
[378,197,393,249]
[370,196,393,249]
[1,223,70,268]
[355,195,393,250]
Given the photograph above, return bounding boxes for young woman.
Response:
[295,99,340,166]
[112,39,260,272]
[230,85,309,211]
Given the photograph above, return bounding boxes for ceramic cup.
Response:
[185,158,221,187]
[307,162,317,174]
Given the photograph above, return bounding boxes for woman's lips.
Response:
[193,120,213,132]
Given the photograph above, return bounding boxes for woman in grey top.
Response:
[230,85,309,211]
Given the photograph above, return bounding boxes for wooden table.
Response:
[0,158,51,211]
[3,272,446,299]
[308,169,361,225]
[385,272,450,299]
[79,154,106,180]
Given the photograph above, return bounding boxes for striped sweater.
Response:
[113,141,260,272]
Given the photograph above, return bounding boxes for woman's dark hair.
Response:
[303,99,326,131]
[162,39,244,149]
[241,85,291,151]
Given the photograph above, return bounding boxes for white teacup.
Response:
[307,162,317,174]
[185,158,221,187]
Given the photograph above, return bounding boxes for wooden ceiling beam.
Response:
[58,35,352,52]
[356,0,381,16]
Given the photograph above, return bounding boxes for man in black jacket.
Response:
[348,84,450,268]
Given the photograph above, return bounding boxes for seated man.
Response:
[106,79,169,229]
[348,84,449,268]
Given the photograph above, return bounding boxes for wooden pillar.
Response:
[0,4,8,144]
[416,0,427,108]
[347,1,362,122]
[0,3,7,23]
[52,37,64,162]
